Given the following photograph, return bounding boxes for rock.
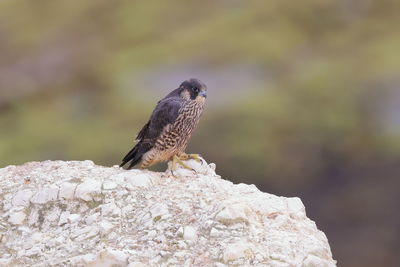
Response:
[150,203,169,221]
[8,210,26,225]
[99,220,114,234]
[59,211,70,225]
[215,202,252,225]
[75,179,102,201]
[287,197,306,219]
[30,185,59,204]
[128,262,147,267]
[223,241,255,263]
[68,214,81,224]
[210,227,221,237]
[102,181,118,190]
[0,259,11,266]
[183,226,198,243]
[59,182,77,200]
[85,213,99,224]
[12,190,33,207]
[109,171,157,189]
[0,159,336,266]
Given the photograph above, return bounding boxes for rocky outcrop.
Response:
[0,158,336,266]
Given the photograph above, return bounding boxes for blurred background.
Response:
[1,0,399,266]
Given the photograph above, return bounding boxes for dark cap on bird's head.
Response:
[179,78,207,100]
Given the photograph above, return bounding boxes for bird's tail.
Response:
[120,142,151,169]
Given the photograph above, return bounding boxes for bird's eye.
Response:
[192,87,199,93]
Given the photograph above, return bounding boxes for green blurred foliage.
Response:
[1,0,400,266]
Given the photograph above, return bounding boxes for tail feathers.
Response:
[120,142,151,169]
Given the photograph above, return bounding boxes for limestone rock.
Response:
[0,159,336,266]
[183,226,198,243]
[8,210,26,225]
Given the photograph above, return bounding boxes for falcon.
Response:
[120,78,207,172]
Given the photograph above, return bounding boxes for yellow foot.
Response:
[170,154,198,177]
[179,153,203,164]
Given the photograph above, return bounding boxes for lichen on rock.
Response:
[0,159,336,266]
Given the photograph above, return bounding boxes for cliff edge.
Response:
[0,158,336,266]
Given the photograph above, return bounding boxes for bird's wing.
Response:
[120,97,183,168]
[136,97,183,143]
[135,120,150,141]
[135,88,181,142]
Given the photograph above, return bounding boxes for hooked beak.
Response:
[199,90,207,98]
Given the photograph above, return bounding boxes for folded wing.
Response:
[120,97,183,169]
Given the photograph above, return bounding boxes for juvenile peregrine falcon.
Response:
[120,78,207,171]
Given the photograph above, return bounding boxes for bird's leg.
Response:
[171,155,196,173]
[179,153,203,163]
[170,156,178,177]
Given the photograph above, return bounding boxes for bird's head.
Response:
[179,78,207,102]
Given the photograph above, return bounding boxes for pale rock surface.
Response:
[0,158,336,266]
